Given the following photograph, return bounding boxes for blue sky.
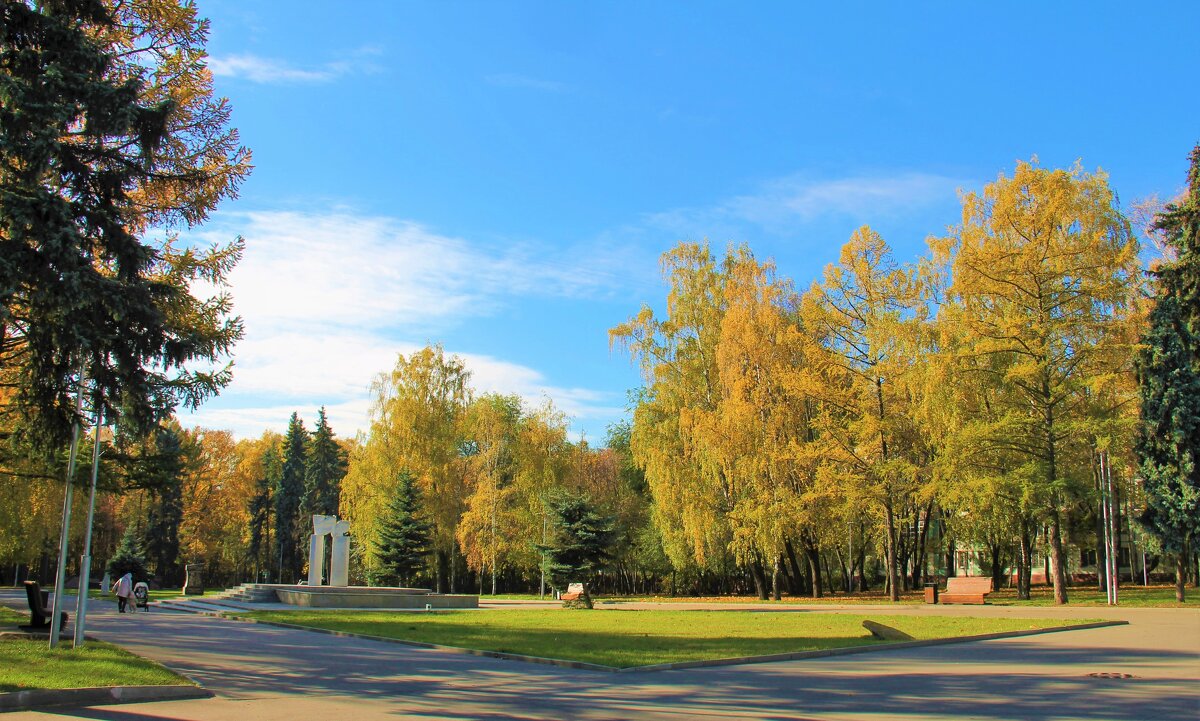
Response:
[177,1,1200,443]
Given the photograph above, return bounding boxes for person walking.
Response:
[114,572,134,613]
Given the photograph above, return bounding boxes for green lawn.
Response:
[0,605,188,692]
[608,584,1198,608]
[985,585,1199,607]
[243,608,1082,668]
[606,592,926,605]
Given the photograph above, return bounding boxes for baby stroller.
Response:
[133,582,150,612]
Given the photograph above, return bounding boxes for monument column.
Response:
[308,515,336,586]
[330,519,351,587]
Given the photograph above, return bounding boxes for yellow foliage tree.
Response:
[942,161,1141,604]
[799,227,924,601]
[340,345,471,591]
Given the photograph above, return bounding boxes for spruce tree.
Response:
[542,491,615,609]
[116,422,189,585]
[371,469,431,587]
[0,0,247,451]
[301,408,347,518]
[1138,145,1200,601]
[247,445,281,582]
[105,526,148,583]
[274,413,307,582]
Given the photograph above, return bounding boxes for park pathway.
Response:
[5,599,1199,720]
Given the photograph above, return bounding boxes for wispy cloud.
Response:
[209,47,382,84]
[178,209,627,438]
[485,73,568,92]
[203,210,624,334]
[644,172,963,238]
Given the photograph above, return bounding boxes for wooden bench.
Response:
[560,582,585,601]
[940,576,993,605]
[22,581,68,630]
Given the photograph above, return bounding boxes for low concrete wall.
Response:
[274,589,478,609]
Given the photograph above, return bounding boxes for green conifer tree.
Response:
[105,526,148,583]
[247,445,281,583]
[542,491,615,609]
[371,469,431,587]
[0,0,247,451]
[1138,145,1200,601]
[301,408,347,518]
[274,413,307,582]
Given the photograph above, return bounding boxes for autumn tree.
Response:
[800,227,924,601]
[944,161,1141,604]
[175,427,259,585]
[457,394,522,594]
[611,243,736,581]
[1137,145,1200,602]
[341,346,471,592]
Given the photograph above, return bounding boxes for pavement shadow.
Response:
[38,610,1200,721]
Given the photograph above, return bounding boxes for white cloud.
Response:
[208,47,382,84]
[177,209,628,439]
[179,332,623,440]
[204,209,625,336]
[644,172,963,237]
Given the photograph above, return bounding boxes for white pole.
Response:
[1105,452,1119,605]
[74,402,103,647]
[49,371,86,648]
[1099,453,1108,604]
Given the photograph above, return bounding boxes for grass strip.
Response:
[608,584,1197,607]
[244,608,1084,668]
[0,637,189,693]
[0,604,189,692]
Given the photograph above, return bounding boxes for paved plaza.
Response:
[3,593,1198,720]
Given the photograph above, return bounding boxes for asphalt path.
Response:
[3,593,1198,721]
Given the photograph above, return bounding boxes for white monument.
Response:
[307,515,351,587]
[331,519,351,587]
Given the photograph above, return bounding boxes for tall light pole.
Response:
[74,398,104,647]
[49,370,86,648]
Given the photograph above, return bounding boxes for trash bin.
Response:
[924,582,939,604]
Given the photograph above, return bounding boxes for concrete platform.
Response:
[270,585,479,609]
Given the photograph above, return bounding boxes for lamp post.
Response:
[73,399,104,647]
[48,371,86,648]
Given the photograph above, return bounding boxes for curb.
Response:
[220,613,1128,674]
[623,620,1129,672]
[0,685,211,713]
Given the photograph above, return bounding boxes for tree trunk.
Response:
[910,503,932,589]
[771,555,782,601]
[1048,512,1069,605]
[945,538,956,579]
[856,545,868,592]
[884,504,899,601]
[784,539,804,595]
[1177,540,1189,603]
[823,551,838,595]
[1017,521,1033,600]
[803,539,823,598]
[989,541,1004,592]
[749,559,769,600]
